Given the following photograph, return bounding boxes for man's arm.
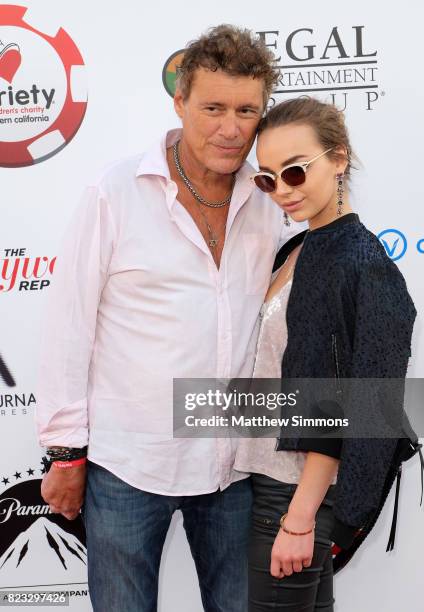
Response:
[36,184,115,518]
[36,184,115,446]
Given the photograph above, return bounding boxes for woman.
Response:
[234,97,420,611]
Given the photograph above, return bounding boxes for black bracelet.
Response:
[45,446,88,462]
[42,456,52,473]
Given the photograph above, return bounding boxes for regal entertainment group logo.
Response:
[163,25,381,112]
[258,26,380,111]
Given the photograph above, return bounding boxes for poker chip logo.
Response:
[0,5,87,168]
[162,49,185,97]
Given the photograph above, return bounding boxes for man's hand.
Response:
[270,515,314,579]
[41,463,87,520]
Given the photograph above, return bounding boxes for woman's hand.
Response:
[269,452,338,578]
[270,513,315,578]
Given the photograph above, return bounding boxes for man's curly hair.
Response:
[176,25,279,106]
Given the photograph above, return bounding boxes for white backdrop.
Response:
[1,1,423,610]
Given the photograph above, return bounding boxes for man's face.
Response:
[174,68,265,175]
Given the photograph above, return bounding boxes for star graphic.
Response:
[27,468,35,476]
[40,467,46,474]
[2,477,9,486]
[14,472,22,479]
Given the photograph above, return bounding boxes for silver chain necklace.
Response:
[196,202,226,250]
[173,141,235,208]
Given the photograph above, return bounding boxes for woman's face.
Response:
[256,123,347,225]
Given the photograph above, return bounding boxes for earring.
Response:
[283,211,291,226]
[336,173,344,216]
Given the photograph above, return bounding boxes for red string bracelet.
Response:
[52,458,87,469]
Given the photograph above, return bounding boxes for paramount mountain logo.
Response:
[0,475,87,592]
[0,517,87,585]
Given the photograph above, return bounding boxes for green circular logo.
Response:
[162,49,185,97]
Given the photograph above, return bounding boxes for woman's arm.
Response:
[270,452,339,578]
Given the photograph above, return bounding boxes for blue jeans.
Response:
[82,460,252,612]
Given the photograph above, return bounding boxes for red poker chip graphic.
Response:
[0,4,87,167]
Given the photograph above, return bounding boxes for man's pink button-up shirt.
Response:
[36,129,301,495]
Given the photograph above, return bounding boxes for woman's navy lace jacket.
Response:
[273,213,417,549]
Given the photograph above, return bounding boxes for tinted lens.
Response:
[281,166,306,187]
[253,174,276,193]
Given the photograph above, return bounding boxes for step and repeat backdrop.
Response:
[1,1,423,610]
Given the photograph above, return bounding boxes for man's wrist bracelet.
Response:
[41,456,87,473]
[52,458,87,469]
[279,513,315,535]
[45,446,88,462]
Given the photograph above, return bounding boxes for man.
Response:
[36,25,300,612]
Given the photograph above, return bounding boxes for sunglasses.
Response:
[251,148,333,193]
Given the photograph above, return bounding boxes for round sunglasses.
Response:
[251,148,333,193]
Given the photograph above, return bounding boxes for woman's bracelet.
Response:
[279,513,315,535]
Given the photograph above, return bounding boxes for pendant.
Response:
[209,239,218,248]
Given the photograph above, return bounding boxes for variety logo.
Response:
[0,5,87,167]
[162,25,381,111]
[0,474,87,594]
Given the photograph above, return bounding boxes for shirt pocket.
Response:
[243,233,275,295]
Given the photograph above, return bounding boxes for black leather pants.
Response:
[249,474,336,612]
